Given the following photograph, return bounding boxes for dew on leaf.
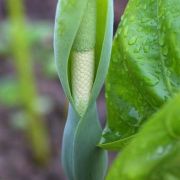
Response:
[124,26,129,37]
[159,34,165,46]
[143,74,160,86]
[143,4,147,10]
[143,45,149,53]
[134,45,141,53]
[162,46,168,56]
[128,36,137,45]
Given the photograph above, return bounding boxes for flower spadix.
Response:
[71,0,96,116]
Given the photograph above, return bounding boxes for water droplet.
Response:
[143,45,149,53]
[144,74,160,86]
[128,36,137,45]
[162,46,168,56]
[167,21,171,29]
[141,17,149,23]
[159,34,165,46]
[124,54,127,60]
[163,95,168,101]
[129,16,135,22]
[156,147,164,155]
[122,18,127,26]
[128,107,141,125]
[137,56,143,59]
[61,0,75,10]
[124,26,129,37]
[115,131,120,137]
[143,4,147,10]
[134,45,141,53]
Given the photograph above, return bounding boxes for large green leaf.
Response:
[107,92,180,180]
[101,0,180,149]
[54,0,113,179]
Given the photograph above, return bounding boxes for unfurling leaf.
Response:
[54,0,113,179]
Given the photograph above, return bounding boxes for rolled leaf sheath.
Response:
[71,0,96,116]
[54,0,114,179]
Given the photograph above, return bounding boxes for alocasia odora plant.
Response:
[54,0,180,179]
[54,0,113,179]
[100,0,180,149]
[107,92,180,179]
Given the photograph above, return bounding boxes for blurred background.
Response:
[0,0,127,179]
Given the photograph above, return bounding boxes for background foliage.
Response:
[0,0,127,179]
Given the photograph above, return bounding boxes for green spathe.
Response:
[72,0,96,51]
[71,50,95,116]
[54,0,114,179]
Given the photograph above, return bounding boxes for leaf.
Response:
[101,0,180,149]
[107,92,180,180]
[62,104,108,179]
[54,0,113,179]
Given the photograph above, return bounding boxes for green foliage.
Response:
[7,0,50,164]
[0,23,10,56]
[107,93,180,180]
[54,0,113,179]
[100,0,180,149]
[72,0,96,51]
[99,0,180,179]
[0,21,52,53]
[54,0,180,179]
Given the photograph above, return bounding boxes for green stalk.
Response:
[7,0,50,164]
[71,0,96,116]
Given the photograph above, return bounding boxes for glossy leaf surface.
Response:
[107,93,180,180]
[101,0,180,149]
